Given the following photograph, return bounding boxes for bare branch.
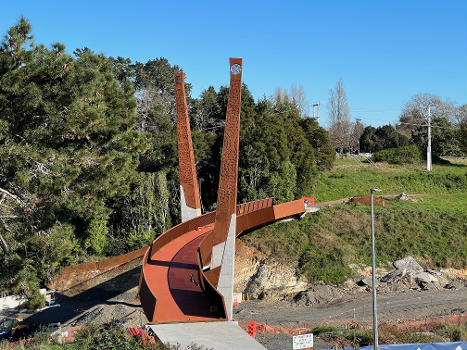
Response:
[0,187,23,205]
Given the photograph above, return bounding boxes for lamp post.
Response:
[370,188,381,350]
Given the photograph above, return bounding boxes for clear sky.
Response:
[1,1,466,127]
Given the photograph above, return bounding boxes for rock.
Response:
[393,256,423,274]
[415,272,438,284]
[443,279,465,290]
[244,262,269,299]
[234,241,265,293]
[414,272,439,290]
[356,278,372,287]
[395,193,417,202]
[380,269,403,283]
[396,193,410,201]
[342,279,356,290]
[292,285,343,306]
[243,261,307,300]
[379,256,445,291]
[426,269,449,286]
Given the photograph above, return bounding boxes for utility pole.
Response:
[312,103,320,124]
[427,105,432,171]
[317,102,320,124]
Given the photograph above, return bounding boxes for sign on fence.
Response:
[292,333,313,349]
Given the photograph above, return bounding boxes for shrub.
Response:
[372,145,424,164]
[312,325,338,335]
[74,322,166,350]
[435,323,467,341]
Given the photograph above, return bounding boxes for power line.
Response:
[398,122,457,130]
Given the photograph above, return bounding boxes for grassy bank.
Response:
[242,158,466,285]
[312,157,466,202]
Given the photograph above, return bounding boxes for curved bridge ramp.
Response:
[139,197,309,324]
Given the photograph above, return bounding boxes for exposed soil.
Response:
[5,262,465,350]
[234,288,467,327]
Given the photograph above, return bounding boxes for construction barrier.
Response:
[247,321,256,337]
[128,327,156,344]
[239,314,467,336]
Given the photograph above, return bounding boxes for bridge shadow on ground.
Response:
[24,265,143,327]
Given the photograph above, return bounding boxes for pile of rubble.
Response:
[289,256,466,306]
[356,256,466,292]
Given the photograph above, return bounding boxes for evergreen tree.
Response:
[0,18,146,305]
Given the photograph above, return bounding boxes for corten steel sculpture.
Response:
[139,58,313,324]
[199,58,242,319]
[174,72,202,222]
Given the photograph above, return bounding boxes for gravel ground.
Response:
[4,265,465,350]
[234,287,467,327]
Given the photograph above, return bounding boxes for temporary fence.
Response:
[271,290,464,328]
[239,314,466,337]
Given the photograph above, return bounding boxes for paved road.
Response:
[234,288,467,326]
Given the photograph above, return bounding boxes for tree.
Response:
[134,58,187,124]
[299,118,335,171]
[397,93,455,138]
[360,125,409,153]
[0,18,146,304]
[328,78,351,153]
[349,118,365,153]
[192,86,222,131]
[397,94,463,156]
[455,105,467,154]
[359,126,377,153]
[410,117,461,156]
[273,84,310,117]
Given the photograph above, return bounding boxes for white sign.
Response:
[292,333,313,349]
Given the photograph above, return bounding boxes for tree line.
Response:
[0,18,334,305]
[327,79,466,156]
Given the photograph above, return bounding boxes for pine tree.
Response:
[0,18,147,305]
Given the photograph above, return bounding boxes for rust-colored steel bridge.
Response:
[50,58,317,327]
[139,197,310,323]
[139,59,315,324]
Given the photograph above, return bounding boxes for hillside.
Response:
[240,157,467,285]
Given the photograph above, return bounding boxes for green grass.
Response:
[389,192,466,218]
[242,203,466,284]
[242,158,466,285]
[312,157,466,202]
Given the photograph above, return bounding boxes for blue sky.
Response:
[1,1,466,127]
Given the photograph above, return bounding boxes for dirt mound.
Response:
[349,195,389,207]
[292,285,343,306]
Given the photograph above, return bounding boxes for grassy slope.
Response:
[241,158,467,284]
[312,158,466,202]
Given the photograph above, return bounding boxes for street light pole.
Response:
[427,105,432,172]
[370,188,381,350]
